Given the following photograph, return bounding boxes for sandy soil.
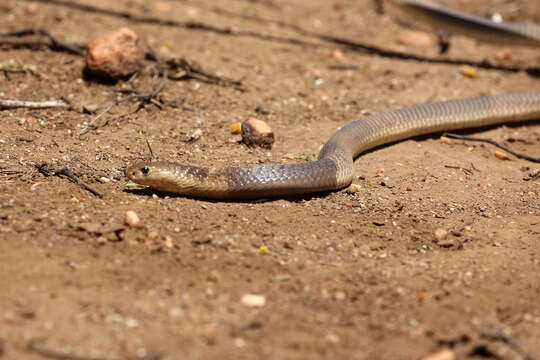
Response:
[0,0,539,359]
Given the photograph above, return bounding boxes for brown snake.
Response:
[126,1,540,200]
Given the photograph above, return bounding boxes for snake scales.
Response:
[126,1,540,200]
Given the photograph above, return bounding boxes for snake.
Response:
[125,1,540,200]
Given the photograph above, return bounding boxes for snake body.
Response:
[392,0,540,46]
[126,92,540,199]
[126,0,540,199]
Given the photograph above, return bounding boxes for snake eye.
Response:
[141,166,150,174]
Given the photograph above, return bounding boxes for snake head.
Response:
[125,161,229,197]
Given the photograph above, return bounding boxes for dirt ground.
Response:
[1,0,539,359]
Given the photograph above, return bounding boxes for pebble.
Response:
[395,29,434,48]
[241,118,275,149]
[346,183,362,194]
[86,27,145,79]
[422,349,455,360]
[241,294,266,307]
[434,228,448,241]
[493,150,509,160]
[124,210,140,227]
[459,66,478,78]
[207,270,221,282]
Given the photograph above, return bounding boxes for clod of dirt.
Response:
[395,29,434,48]
[241,118,275,149]
[85,27,145,79]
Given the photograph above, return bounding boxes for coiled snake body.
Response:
[126,1,540,200]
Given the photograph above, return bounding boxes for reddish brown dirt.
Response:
[1,1,539,359]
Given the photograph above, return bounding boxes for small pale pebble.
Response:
[70,197,80,203]
[124,210,140,227]
[395,29,434,48]
[147,231,159,240]
[334,291,346,300]
[164,236,174,249]
[346,183,361,194]
[331,49,345,60]
[494,150,509,160]
[434,228,448,241]
[440,136,452,144]
[241,294,266,307]
[422,348,455,360]
[325,333,340,344]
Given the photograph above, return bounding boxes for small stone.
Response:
[241,294,266,307]
[164,236,174,249]
[82,104,98,114]
[325,332,340,344]
[440,136,452,144]
[395,29,434,48]
[494,150,509,160]
[331,49,345,60]
[230,122,242,134]
[124,210,140,227]
[207,270,221,282]
[334,291,346,300]
[459,66,478,78]
[346,183,361,194]
[422,348,455,360]
[434,228,448,241]
[241,118,275,149]
[86,27,145,79]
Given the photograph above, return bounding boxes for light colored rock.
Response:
[422,348,455,360]
[396,29,434,48]
[86,27,145,79]
[241,294,266,307]
[124,210,140,227]
[241,118,275,149]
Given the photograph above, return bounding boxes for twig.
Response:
[443,132,540,163]
[166,57,244,89]
[79,68,167,135]
[145,138,156,160]
[0,99,70,110]
[0,28,85,55]
[35,162,103,198]
[27,339,162,360]
[27,340,120,360]
[479,329,536,360]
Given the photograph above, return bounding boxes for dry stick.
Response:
[78,68,168,136]
[34,162,103,198]
[0,99,70,110]
[479,329,536,360]
[0,28,84,55]
[443,132,540,163]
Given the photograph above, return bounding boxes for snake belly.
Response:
[126,92,540,199]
